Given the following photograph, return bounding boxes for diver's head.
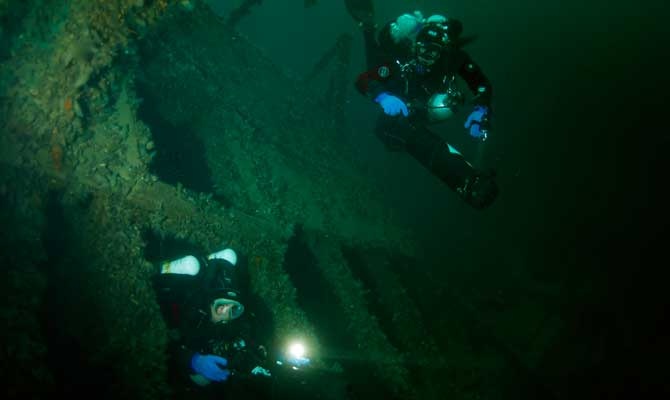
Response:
[414,19,463,67]
[210,297,244,324]
[203,248,245,323]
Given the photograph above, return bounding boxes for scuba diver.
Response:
[345,0,499,209]
[152,247,273,398]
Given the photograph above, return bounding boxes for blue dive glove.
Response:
[464,105,490,140]
[374,92,409,117]
[191,353,230,382]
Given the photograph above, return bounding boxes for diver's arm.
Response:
[169,338,199,377]
[355,64,396,99]
[457,53,493,107]
[170,306,215,378]
[355,17,412,100]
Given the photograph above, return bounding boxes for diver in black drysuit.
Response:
[347,0,499,209]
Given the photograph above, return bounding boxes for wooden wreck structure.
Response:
[1,1,429,398]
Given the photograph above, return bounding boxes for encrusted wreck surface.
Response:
[1,0,420,398]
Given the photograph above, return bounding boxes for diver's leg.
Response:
[373,115,412,151]
[362,26,385,69]
[404,126,498,209]
[344,0,382,68]
[344,0,374,26]
[375,117,498,209]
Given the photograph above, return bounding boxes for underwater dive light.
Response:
[277,340,311,369]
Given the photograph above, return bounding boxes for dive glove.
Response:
[374,92,409,117]
[464,105,490,140]
[191,353,230,382]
